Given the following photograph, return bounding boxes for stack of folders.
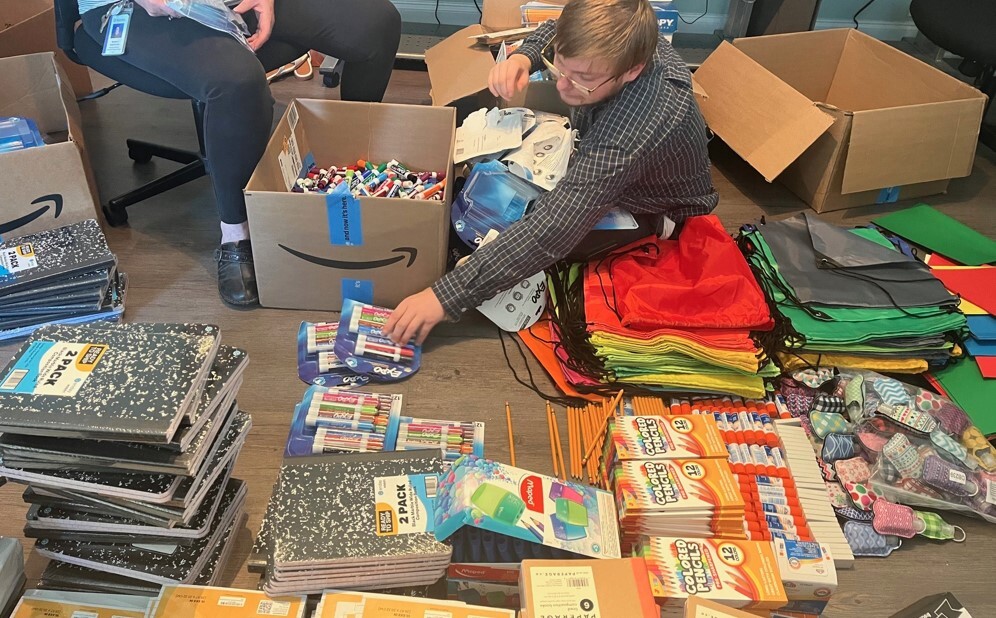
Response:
[0,220,128,341]
[252,451,452,595]
[0,322,251,595]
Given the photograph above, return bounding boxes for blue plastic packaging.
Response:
[0,117,44,153]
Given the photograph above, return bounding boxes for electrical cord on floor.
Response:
[852,0,877,29]
[680,0,709,25]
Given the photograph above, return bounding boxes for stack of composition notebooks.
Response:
[252,451,451,595]
[0,219,127,341]
[0,322,251,594]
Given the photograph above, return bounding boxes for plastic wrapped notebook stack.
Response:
[251,451,451,596]
[0,220,128,341]
[0,322,251,594]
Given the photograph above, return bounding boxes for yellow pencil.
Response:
[549,404,566,482]
[546,401,559,477]
[505,401,516,467]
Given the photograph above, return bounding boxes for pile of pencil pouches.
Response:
[297,299,422,386]
[780,368,996,557]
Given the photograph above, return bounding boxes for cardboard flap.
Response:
[425,25,495,106]
[694,42,835,182]
[842,99,985,194]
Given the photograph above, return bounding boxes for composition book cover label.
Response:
[0,340,107,397]
[375,473,439,536]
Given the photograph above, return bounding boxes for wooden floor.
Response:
[0,67,994,616]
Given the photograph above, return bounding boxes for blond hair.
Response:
[553,0,659,74]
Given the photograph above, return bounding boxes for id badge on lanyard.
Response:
[102,0,135,56]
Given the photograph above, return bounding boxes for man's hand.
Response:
[382,288,447,346]
[488,54,532,100]
[234,0,275,51]
[134,0,180,18]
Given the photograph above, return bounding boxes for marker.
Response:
[355,334,415,364]
[318,352,347,373]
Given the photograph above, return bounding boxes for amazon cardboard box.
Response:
[0,0,93,97]
[245,99,455,310]
[692,29,987,212]
[0,52,102,237]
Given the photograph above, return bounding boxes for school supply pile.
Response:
[0,322,250,593]
[293,159,446,200]
[316,590,516,618]
[0,219,127,341]
[776,368,996,561]
[738,212,967,374]
[870,205,996,435]
[252,451,451,595]
[544,215,778,399]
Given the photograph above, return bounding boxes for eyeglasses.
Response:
[541,42,618,96]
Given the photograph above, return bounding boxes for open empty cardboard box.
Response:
[0,0,93,97]
[0,52,102,238]
[245,100,455,311]
[693,29,988,212]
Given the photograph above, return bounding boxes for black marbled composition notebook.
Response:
[0,220,116,295]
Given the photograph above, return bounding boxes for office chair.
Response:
[910,0,996,152]
[53,0,207,226]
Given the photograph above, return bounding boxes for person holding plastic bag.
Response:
[75,0,401,306]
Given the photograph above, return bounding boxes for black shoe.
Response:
[216,240,259,307]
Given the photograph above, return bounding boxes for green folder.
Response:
[932,360,996,435]
[873,204,996,266]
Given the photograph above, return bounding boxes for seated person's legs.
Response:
[79,6,274,306]
[266,0,401,102]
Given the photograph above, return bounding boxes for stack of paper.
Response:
[0,322,251,593]
[0,220,127,341]
[739,212,966,374]
[254,451,451,596]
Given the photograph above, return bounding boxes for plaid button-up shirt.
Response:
[432,21,718,319]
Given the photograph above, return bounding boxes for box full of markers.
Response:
[434,455,621,561]
[335,299,422,382]
[297,321,369,387]
[284,385,403,456]
[397,417,485,463]
[638,536,787,610]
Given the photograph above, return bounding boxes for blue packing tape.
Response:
[325,183,364,246]
[876,186,901,204]
[341,279,374,304]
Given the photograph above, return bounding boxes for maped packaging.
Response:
[296,321,370,388]
[334,300,422,382]
[396,416,485,463]
[284,385,402,457]
[434,455,621,560]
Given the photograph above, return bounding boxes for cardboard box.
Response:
[425,0,567,114]
[245,99,455,310]
[520,558,659,618]
[693,29,988,213]
[684,597,762,617]
[0,52,102,238]
[0,0,93,97]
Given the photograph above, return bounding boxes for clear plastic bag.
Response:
[785,368,996,524]
[164,0,251,50]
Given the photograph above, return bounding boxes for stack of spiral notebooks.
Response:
[0,219,128,341]
[250,451,451,596]
[0,322,251,594]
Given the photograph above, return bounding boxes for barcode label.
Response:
[0,369,27,391]
[986,480,996,506]
[425,475,438,499]
[257,599,290,616]
[567,577,591,588]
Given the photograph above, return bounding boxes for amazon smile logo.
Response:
[278,245,417,270]
[0,194,63,235]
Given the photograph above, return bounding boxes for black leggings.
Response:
[79,0,401,224]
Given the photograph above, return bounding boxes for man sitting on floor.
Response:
[384,0,718,344]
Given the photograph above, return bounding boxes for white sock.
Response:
[220,222,250,245]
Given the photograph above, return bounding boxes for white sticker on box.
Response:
[278,132,304,191]
[529,566,600,616]
[257,600,291,616]
[70,612,99,618]
[219,596,247,607]
[0,341,107,397]
[288,102,300,131]
[0,243,38,276]
[424,611,453,618]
